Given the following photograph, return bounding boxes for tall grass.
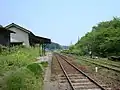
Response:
[0,46,47,90]
[0,46,39,74]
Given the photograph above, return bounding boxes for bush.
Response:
[40,61,48,68]
[0,46,44,90]
[27,63,43,76]
[0,68,43,90]
[0,45,8,54]
[0,47,39,74]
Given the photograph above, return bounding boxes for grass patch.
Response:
[0,46,47,90]
[27,63,44,77]
[0,46,39,76]
[83,56,120,67]
[40,61,48,68]
[0,67,43,90]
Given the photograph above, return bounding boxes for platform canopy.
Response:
[29,32,51,45]
[35,36,51,44]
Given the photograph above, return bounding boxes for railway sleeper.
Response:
[59,76,87,80]
[68,74,84,76]
[59,80,67,83]
[72,82,94,86]
[74,85,99,89]
[71,79,90,83]
[75,88,101,90]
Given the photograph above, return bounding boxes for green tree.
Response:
[71,17,120,57]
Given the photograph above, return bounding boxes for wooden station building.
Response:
[0,25,15,46]
[0,23,51,56]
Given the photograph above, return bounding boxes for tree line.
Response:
[45,42,62,50]
[69,17,120,57]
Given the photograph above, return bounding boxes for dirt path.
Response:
[43,53,59,90]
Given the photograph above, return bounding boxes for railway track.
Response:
[67,54,120,68]
[80,57,120,73]
[65,55,120,73]
[54,53,109,90]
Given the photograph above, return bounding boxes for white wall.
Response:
[9,27,30,47]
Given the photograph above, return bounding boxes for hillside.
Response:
[46,42,62,50]
[69,17,120,57]
[46,42,69,50]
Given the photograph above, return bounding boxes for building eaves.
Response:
[5,23,31,34]
[35,35,51,44]
[0,27,15,33]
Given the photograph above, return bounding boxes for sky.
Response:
[0,0,120,45]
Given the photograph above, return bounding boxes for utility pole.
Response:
[70,41,72,45]
[78,36,80,42]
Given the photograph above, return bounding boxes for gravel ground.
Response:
[56,54,103,90]
[43,53,120,90]
[65,55,120,90]
[42,53,59,90]
[50,55,71,90]
[43,53,71,90]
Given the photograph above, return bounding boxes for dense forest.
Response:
[46,42,69,50]
[45,42,62,50]
[68,17,120,57]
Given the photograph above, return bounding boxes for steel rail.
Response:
[57,53,106,90]
[55,54,75,90]
[81,58,120,73]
